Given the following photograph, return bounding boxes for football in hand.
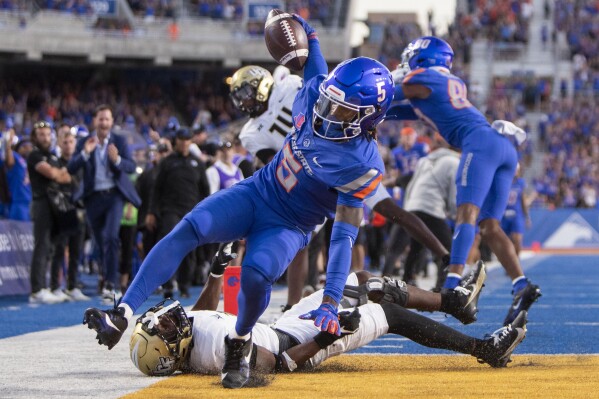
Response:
[264,9,309,71]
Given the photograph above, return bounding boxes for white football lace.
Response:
[281,20,297,47]
[491,326,512,345]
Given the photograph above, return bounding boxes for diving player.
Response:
[386,36,541,326]
[229,57,450,311]
[84,14,396,389]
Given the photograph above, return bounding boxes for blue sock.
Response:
[443,273,462,289]
[450,223,476,265]
[235,266,272,337]
[512,276,528,294]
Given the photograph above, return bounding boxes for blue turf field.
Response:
[1,254,598,355]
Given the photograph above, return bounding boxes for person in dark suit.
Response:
[67,104,141,303]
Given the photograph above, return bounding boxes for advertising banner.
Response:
[0,220,33,296]
[524,209,599,249]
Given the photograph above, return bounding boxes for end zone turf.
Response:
[123,354,599,399]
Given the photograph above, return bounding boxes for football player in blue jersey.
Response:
[386,36,541,327]
[501,164,530,257]
[84,15,399,389]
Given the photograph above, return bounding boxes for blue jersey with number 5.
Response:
[253,74,385,233]
[402,67,489,148]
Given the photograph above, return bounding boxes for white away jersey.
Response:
[184,273,389,374]
[186,311,278,375]
[239,74,303,156]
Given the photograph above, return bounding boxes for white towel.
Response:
[491,120,527,145]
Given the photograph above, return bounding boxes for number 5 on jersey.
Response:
[276,143,302,192]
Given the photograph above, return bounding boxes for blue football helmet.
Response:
[313,57,394,141]
[400,36,454,72]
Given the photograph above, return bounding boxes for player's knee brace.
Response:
[365,276,409,306]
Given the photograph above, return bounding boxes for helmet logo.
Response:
[413,38,431,50]
[325,85,345,101]
[154,356,176,375]
[294,113,306,130]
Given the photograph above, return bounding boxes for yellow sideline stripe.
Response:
[122,354,599,399]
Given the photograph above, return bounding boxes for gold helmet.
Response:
[129,299,193,376]
[229,65,274,117]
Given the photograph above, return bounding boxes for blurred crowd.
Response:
[0,69,240,144]
[32,0,342,26]
[534,97,599,209]
[554,0,599,97]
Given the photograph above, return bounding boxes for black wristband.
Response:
[210,261,227,277]
[313,331,341,349]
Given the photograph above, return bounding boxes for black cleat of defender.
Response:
[450,260,487,324]
[476,310,527,368]
[82,306,128,350]
[503,280,542,326]
[221,335,252,389]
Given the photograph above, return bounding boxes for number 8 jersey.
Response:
[402,66,490,148]
[252,74,385,233]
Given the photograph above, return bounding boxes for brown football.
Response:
[264,9,309,71]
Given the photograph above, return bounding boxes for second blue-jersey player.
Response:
[387,36,541,327]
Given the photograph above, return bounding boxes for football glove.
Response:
[292,14,316,38]
[299,303,340,335]
[312,308,361,349]
[209,241,238,277]
[338,308,361,334]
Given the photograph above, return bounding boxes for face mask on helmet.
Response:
[401,36,454,72]
[129,299,193,376]
[229,66,274,117]
[312,57,394,141]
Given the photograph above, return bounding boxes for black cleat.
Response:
[448,260,487,324]
[476,310,527,368]
[221,335,252,389]
[503,281,542,326]
[82,306,128,350]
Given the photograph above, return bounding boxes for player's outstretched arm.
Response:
[300,204,362,335]
[191,242,238,311]
[292,14,327,81]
